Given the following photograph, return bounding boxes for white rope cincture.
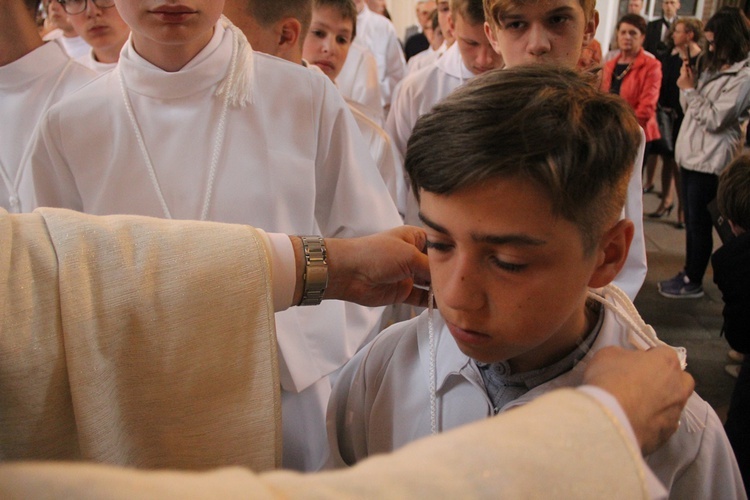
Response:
[118,20,250,221]
[588,284,703,433]
[427,288,438,436]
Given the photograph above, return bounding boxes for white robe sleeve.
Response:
[613,129,647,300]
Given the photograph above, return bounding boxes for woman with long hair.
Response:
[659,7,750,299]
[647,18,704,227]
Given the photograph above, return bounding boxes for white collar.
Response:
[118,21,231,99]
[436,42,475,81]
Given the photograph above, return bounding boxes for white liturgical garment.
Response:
[0,39,94,213]
[29,21,402,472]
[336,42,383,125]
[344,4,406,107]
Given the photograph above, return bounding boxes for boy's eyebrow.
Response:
[419,212,547,246]
[498,5,577,21]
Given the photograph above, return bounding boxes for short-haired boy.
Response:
[713,155,750,494]
[30,0,402,472]
[386,0,503,225]
[482,0,647,300]
[327,65,745,499]
[63,0,130,72]
[387,0,502,159]
[301,0,407,216]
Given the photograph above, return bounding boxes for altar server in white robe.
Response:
[301,0,406,216]
[406,9,445,75]
[0,205,695,496]
[65,0,130,73]
[42,0,92,58]
[386,0,502,225]
[482,0,647,299]
[225,0,405,216]
[338,0,405,109]
[29,0,402,472]
[0,0,95,213]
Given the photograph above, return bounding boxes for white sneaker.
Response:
[728,349,745,363]
[725,364,742,378]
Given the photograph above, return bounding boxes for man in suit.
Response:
[645,0,680,58]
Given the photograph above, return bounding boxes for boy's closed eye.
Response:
[424,239,529,273]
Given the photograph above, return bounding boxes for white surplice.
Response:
[0,39,95,213]
[76,50,117,74]
[336,42,383,125]
[386,42,472,226]
[347,99,407,217]
[30,22,402,471]
[342,5,406,108]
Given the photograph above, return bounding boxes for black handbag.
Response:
[656,105,677,153]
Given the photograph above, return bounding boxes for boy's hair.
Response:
[484,0,596,30]
[616,13,646,34]
[718,155,750,231]
[245,0,313,39]
[675,17,703,43]
[313,0,358,39]
[704,7,750,73]
[451,0,485,26]
[405,65,641,253]
[431,8,440,31]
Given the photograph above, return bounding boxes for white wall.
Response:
[387,0,418,42]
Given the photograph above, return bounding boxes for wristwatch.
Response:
[298,236,328,306]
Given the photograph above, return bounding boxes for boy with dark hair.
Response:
[482,0,647,300]
[713,155,750,495]
[328,65,745,499]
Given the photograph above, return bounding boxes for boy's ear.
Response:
[485,21,502,56]
[277,17,302,51]
[588,219,634,289]
[581,10,599,47]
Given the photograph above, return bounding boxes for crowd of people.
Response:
[1,0,749,497]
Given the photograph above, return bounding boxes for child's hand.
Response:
[583,346,694,455]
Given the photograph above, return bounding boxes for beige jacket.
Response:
[0,208,280,471]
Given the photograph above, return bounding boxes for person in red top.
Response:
[602,14,663,159]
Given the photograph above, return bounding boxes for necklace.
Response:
[117,35,240,221]
[614,59,634,81]
[1,58,73,213]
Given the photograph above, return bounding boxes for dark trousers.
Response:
[681,167,718,284]
[725,358,750,497]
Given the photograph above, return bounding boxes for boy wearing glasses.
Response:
[59,0,130,72]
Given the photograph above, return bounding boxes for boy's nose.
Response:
[526,24,552,56]
[476,45,496,69]
[437,257,484,313]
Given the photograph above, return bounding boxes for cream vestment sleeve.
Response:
[0,208,281,471]
[0,389,660,499]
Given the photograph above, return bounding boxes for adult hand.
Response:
[583,346,694,455]
[322,226,430,308]
[676,59,696,90]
